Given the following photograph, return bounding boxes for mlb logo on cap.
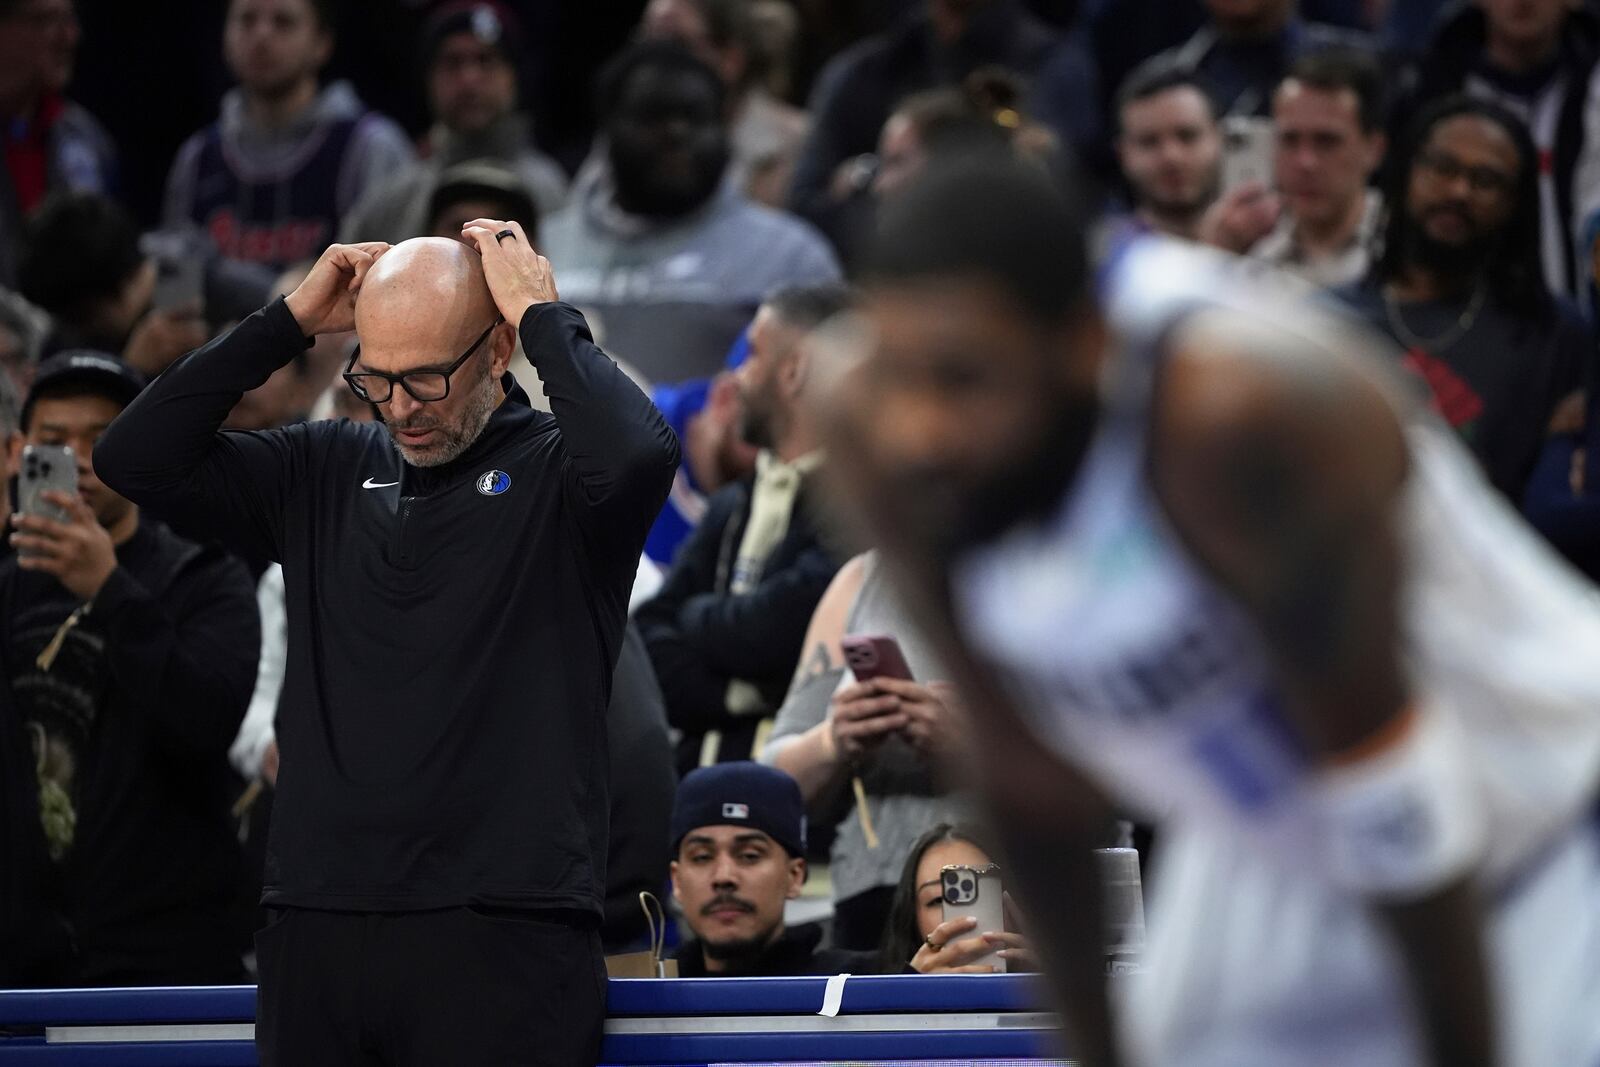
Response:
[722,803,749,819]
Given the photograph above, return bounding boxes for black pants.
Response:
[255,907,606,1067]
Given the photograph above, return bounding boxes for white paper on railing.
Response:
[818,973,850,1018]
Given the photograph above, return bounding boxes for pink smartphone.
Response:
[840,634,913,683]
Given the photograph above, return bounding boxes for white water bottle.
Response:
[1095,821,1146,976]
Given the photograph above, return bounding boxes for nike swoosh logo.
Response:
[362,477,399,489]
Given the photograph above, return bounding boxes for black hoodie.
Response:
[1399,1,1600,296]
[97,299,678,916]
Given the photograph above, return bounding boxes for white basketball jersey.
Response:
[953,238,1600,888]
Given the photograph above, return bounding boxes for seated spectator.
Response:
[1106,59,1224,245]
[0,352,260,985]
[807,68,1062,268]
[0,0,115,287]
[786,0,1058,245]
[644,369,759,566]
[764,551,971,951]
[1406,0,1600,297]
[1210,48,1387,289]
[163,0,413,271]
[640,0,809,207]
[669,761,877,976]
[339,2,569,244]
[879,823,1033,975]
[1152,0,1369,118]
[1340,95,1589,503]
[18,193,209,374]
[423,160,538,244]
[541,42,840,383]
[637,285,853,773]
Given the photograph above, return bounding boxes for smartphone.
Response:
[940,863,1007,972]
[840,634,913,683]
[1220,115,1275,192]
[18,444,78,530]
[143,232,204,312]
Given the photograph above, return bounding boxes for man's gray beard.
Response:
[389,373,499,468]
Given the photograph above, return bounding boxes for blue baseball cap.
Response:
[671,762,807,859]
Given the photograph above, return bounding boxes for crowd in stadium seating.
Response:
[2,0,1598,989]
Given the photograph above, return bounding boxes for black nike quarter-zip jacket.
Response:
[99,298,678,915]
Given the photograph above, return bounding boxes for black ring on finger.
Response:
[495,228,515,243]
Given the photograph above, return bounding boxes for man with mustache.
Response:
[669,761,875,976]
[1340,94,1589,502]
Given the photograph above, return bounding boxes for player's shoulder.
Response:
[1148,302,1409,545]
[1155,303,1405,469]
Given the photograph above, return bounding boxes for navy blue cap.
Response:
[671,762,807,859]
[21,350,145,429]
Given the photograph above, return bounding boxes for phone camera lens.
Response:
[960,877,975,896]
[944,886,961,905]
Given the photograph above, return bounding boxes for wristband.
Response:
[1315,698,1484,899]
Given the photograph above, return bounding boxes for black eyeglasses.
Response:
[1415,149,1515,197]
[342,319,502,404]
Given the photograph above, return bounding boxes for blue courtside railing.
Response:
[0,975,1073,1065]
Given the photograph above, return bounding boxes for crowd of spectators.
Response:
[1,0,1598,989]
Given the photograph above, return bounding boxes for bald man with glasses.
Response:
[97,222,678,1066]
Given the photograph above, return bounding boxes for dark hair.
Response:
[18,193,145,320]
[879,823,996,972]
[893,66,1035,159]
[1280,47,1386,133]
[596,39,726,124]
[1373,93,1547,317]
[1113,56,1219,134]
[762,284,855,333]
[866,152,1089,327]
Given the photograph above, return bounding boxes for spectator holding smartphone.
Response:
[763,550,970,951]
[0,351,260,986]
[880,823,1035,975]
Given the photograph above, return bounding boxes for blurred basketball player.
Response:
[825,154,1600,1067]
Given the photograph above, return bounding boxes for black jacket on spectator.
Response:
[602,623,677,950]
[786,0,1057,244]
[1397,2,1600,296]
[673,922,879,978]
[1154,17,1371,118]
[96,299,678,918]
[637,478,845,776]
[1339,279,1590,500]
[0,518,258,985]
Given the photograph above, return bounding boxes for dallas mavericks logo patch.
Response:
[477,470,511,496]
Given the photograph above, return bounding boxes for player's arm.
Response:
[893,555,1123,1067]
[1150,310,1495,1067]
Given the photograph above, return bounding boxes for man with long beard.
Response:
[1341,94,1589,502]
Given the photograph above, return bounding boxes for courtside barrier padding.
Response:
[0,975,1072,1065]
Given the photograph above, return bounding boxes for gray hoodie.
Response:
[540,165,841,384]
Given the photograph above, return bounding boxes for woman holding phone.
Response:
[881,823,1037,975]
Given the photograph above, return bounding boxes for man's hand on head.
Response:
[284,242,391,337]
[9,491,118,601]
[461,219,558,327]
